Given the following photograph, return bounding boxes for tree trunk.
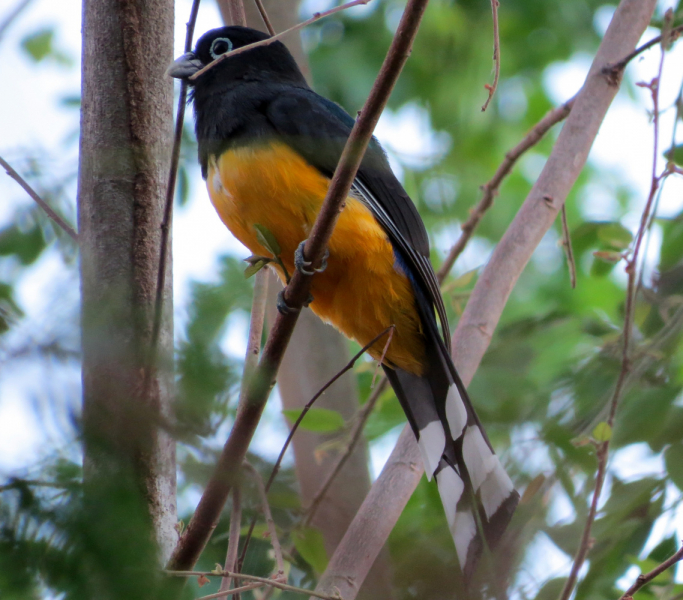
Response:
[78,0,177,576]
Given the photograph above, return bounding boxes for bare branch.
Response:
[167,0,430,574]
[436,95,575,282]
[304,378,388,527]
[199,582,263,600]
[243,462,285,577]
[190,0,371,80]
[0,156,79,243]
[602,24,683,79]
[560,204,576,289]
[314,2,657,598]
[219,487,242,594]
[253,0,276,35]
[239,326,393,563]
[143,0,201,398]
[618,544,683,600]
[221,0,247,27]
[480,0,501,112]
[0,0,33,41]
[165,570,341,600]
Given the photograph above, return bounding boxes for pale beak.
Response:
[166,52,203,79]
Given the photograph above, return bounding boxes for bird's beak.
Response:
[166,52,203,79]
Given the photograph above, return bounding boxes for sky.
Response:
[0,0,682,592]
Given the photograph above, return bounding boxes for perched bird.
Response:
[169,25,518,577]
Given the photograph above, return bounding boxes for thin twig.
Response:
[165,570,341,600]
[243,462,285,577]
[481,0,501,112]
[199,582,264,600]
[602,24,683,78]
[557,20,670,600]
[304,377,388,527]
[190,0,371,80]
[167,0,430,575]
[618,545,683,600]
[238,269,269,405]
[238,326,394,566]
[269,326,393,489]
[436,95,575,283]
[220,487,242,593]
[0,156,78,242]
[560,204,576,289]
[253,0,276,35]
[0,0,33,41]
[143,0,201,398]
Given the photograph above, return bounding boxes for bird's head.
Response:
[167,26,305,88]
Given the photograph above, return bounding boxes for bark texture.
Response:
[78,0,176,563]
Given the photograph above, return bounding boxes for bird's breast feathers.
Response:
[206,140,426,373]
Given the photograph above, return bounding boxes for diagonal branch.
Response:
[312,1,657,598]
[167,0,431,576]
[618,544,683,600]
[0,156,79,243]
[190,0,371,80]
[436,95,575,282]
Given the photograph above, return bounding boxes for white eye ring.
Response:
[210,37,233,59]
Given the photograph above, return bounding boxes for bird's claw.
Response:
[277,290,314,315]
[295,240,329,275]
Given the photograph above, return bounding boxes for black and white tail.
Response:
[384,302,519,578]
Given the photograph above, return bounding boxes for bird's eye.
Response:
[210,37,233,59]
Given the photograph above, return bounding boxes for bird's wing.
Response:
[265,88,451,346]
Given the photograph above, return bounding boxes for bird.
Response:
[168,25,519,578]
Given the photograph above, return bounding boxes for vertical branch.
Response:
[481,0,501,112]
[219,487,242,594]
[560,205,577,289]
[558,17,670,600]
[79,0,177,576]
[145,0,201,398]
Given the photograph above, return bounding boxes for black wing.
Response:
[265,87,451,346]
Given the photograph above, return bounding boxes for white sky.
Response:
[0,0,682,592]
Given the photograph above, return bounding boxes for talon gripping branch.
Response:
[169,26,519,578]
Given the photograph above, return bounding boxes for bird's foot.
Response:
[277,290,314,315]
[294,240,329,275]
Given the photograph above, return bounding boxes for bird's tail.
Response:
[383,321,519,578]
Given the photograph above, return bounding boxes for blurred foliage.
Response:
[2,0,683,599]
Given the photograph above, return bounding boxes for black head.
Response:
[167,26,306,89]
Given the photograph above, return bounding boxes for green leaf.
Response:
[282,407,345,433]
[244,259,268,279]
[21,28,55,62]
[0,224,46,265]
[592,422,612,442]
[593,250,623,263]
[665,143,683,166]
[660,216,683,271]
[293,526,328,573]
[665,443,683,490]
[253,224,281,257]
[597,222,633,250]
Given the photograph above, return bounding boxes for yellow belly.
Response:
[206,141,426,375]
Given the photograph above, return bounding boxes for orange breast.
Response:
[206,141,426,375]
